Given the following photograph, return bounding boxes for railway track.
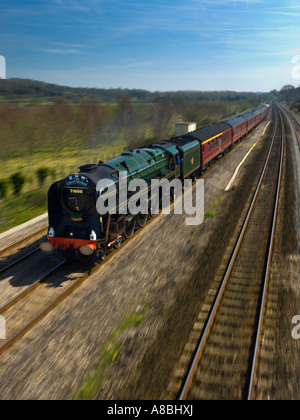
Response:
[0,227,48,274]
[0,255,114,357]
[171,104,284,400]
[0,112,272,365]
[280,105,300,150]
[0,261,68,355]
[0,247,42,276]
[0,227,47,256]
[0,202,170,356]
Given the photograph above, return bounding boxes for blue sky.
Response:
[1,0,300,92]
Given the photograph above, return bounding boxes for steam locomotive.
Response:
[40,104,270,260]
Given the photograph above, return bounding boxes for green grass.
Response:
[212,197,224,207]
[204,196,225,220]
[204,210,216,219]
[0,96,257,234]
[0,190,48,233]
[73,302,148,400]
[0,142,127,180]
[0,141,127,234]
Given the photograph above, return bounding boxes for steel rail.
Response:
[247,106,284,400]
[0,228,47,256]
[0,260,66,314]
[280,105,300,150]
[0,261,66,355]
[178,106,281,401]
[0,247,40,276]
[0,207,165,357]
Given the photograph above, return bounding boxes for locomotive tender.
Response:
[41,104,270,260]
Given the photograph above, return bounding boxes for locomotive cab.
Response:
[42,163,119,260]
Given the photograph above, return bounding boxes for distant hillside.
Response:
[279,85,300,114]
[0,78,152,103]
[0,78,273,104]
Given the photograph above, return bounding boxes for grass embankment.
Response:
[0,95,265,233]
[0,143,126,233]
[0,100,135,233]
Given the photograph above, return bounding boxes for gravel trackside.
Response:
[2,116,293,400]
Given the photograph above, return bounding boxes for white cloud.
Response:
[42,48,84,54]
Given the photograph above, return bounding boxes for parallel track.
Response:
[0,228,48,274]
[0,227,47,256]
[0,247,41,276]
[0,261,66,355]
[177,104,284,400]
[281,105,300,150]
[0,207,164,356]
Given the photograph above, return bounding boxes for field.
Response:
[0,81,272,233]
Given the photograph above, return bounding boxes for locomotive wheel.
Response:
[123,216,136,239]
[114,237,122,249]
[96,244,107,261]
[136,212,148,227]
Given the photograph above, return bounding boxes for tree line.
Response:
[0,78,272,104]
[0,168,53,199]
[0,83,271,203]
[278,85,300,112]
